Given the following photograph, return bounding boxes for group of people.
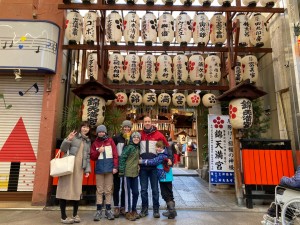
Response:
[55,116,177,224]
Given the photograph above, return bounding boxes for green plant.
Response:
[103,105,127,136]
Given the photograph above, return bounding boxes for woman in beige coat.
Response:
[56,121,91,224]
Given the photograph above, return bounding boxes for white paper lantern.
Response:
[141,12,157,46]
[210,13,227,47]
[142,0,157,5]
[180,0,195,6]
[173,53,189,85]
[202,93,216,107]
[226,56,242,84]
[82,96,106,127]
[124,11,140,46]
[242,0,259,7]
[114,92,128,106]
[233,13,250,47]
[124,52,140,83]
[187,93,201,107]
[65,10,83,44]
[157,53,173,84]
[162,0,176,5]
[176,12,192,46]
[158,93,171,107]
[105,11,123,45]
[86,52,98,80]
[143,93,157,106]
[198,0,214,6]
[107,52,124,83]
[229,98,253,129]
[172,93,186,107]
[205,54,221,84]
[83,11,98,45]
[141,53,156,85]
[129,92,143,106]
[217,0,233,6]
[241,55,258,83]
[192,12,210,47]
[158,12,175,46]
[260,0,278,7]
[189,53,205,85]
[249,13,269,47]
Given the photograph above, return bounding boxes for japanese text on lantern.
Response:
[87,97,100,126]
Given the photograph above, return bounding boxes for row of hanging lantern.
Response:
[105,51,258,85]
[105,11,269,47]
[102,0,278,7]
[113,91,217,108]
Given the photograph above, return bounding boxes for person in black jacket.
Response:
[112,120,132,217]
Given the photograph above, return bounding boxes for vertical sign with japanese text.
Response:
[208,115,234,185]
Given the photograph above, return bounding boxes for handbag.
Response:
[50,149,75,177]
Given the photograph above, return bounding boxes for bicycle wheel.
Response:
[282,198,300,225]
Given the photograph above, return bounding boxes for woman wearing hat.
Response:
[90,125,118,221]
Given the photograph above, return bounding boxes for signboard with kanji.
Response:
[208,115,234,185]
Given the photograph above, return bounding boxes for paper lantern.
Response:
[82,96,106,127]
[226,56,242,84]
[124,52,140,83]
[202,93,216,107]
[187,93,201,107]
[141,53,156,85]
[107,52,124,83]
[229,98,253,129]
[249,13,269,47]
[189,53,205,85]
[173,53,189,85]
[241,55,258,83]
[172,93,186,107]
[210,13,227,47]
[157,53,173,84]
[162,0,176,5]
[198,0,214,6]
[158,93,171,107]
[114,92,128,106]
[83,10,98,45]
[124,11,140,46]
[129,92,142,106]
[192,12,210,47]
[105,11,123,45]
[86,52,98,80]
[158,12,175,46]
[141,12,157,46]
[180,0,195,6]
[175,12,192,46]
[260,0,278,7]
[233,13,250,47]
[143,93,157,106]
[65,10,83,44]
[142,0,157,5]
[204,54,221,85]
[242,0,259,7]
[217,0,233,6]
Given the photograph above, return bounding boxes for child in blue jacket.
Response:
[139,140,176,219]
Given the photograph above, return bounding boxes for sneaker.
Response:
[153,209,160,218]
[105,209,115,220]
[93,210,102,221]
[125,212,136,221]
[61,217,74,224]
[139,207,148,218]
[72,215,81,223]
[114,207,120,218]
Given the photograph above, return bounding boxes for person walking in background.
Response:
[56,121,91,224]
[139,140,177,219]
[139,116,169,218]
[112,120,133,217]
[119,132,141,221]
[90,125,118,221]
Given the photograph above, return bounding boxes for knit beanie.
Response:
[131,131,141,139]
[122,120,132,128]
[96,125,107,134]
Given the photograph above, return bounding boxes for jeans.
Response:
[113,173,125,207]
[139,168,159,210]
[124,176,139,212]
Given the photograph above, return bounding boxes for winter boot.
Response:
[162,201,177,218]
[167,201,176,219]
